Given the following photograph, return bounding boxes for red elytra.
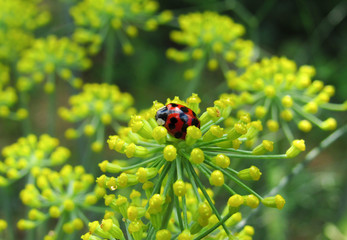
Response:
[155,103,200,139]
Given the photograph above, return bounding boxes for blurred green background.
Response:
[1,0,347,239]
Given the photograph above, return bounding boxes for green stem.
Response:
[48,84,56,136]
[267,124,347,196]
[19,91,31,135]
[181,196,189,229]
[320,102,347,111]
[187,162,232,236]
[182,159,202,202]
[161,189,175,229]
[121,155,162,171]
[163,164,175,196]
[204,160,263,199]
[197,164,236,195]
[292,102,323,127]
[281,120,295,143]
[184,58,206,99]
[200,146,253,155]
[202,150,287,159]
[174,195,184,231]
[193,212,233,240]
[145,162,171,209]
[236,124,347,230]
[103,29,116,84]
[2,187,14,240]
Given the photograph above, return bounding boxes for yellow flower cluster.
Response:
[0,134,70,186]
[226,56,346,141]
[59,83,136,152]
[70,0,172,54]
[92,94,299,239]
[0,0,50,62]
[17,35,91,93]
[0,64,28,120]
[18,165,106,237]
[167,11,254,79]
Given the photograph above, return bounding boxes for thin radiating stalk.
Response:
[103,29,116,84]
[236,124,347,230]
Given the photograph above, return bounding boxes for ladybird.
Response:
[155,103,200,139]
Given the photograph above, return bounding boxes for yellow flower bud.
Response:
[227,123,248,140]
[189,148,204,164]
[209,170,224,186]
[173,180,186,196]
[84,124,95,136]
[286,139,305,158]
[207,58,218,71]
[228,194,244,208]
[252,140,274,155]
[298,120,312,132]
[152,126,167,144]
[281,95,293,108]
[163,145,177,161]
[178,230,192,240]
[238,166,262,181]
[280,109,293,121]
[243,194,259,208]
[255,106,267,119]
[304,101,318,114]
[214,154,230,168]
[266,119,279,132]
[203,125,224,142]
[185,126,202,145]
[262,194,286,209]
[148,194,164,214]
[264,85,276,98]
[321,118,337,131]
[63,199,75,211]
[156,229,171,240]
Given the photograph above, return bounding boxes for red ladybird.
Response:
[155,103,200,139]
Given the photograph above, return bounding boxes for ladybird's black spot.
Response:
[181,123,188,133]
[179,113,188,123]
[192,118,200,127]
[180,106,189,113]
[168,123,176,130]
[174,132,183,138]
[170,117,178,124]
[192,111,196,117]
[170,103,178,107]
[156,113,167,122]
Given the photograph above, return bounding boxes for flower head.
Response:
[226,56,346,142]
[70,0,172,55]
[17,35,91,93]
[0,65,28,120]
[18,165,105,236]
[0,134,70,186]
[0,0,50,62]
[167,11,254,80]
[59,83,136,151]
[93,94,291,239]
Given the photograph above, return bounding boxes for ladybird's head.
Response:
[155,106,168,126]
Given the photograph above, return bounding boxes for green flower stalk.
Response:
[167,11,254,81]
[70,0,173,55]
[90,94,298,239]
[226,56,347,142]
[18,165,106,238]
[17,35,91,93]
[59,83,136,152]
[0,0,50,62]
[0,134,70,186]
